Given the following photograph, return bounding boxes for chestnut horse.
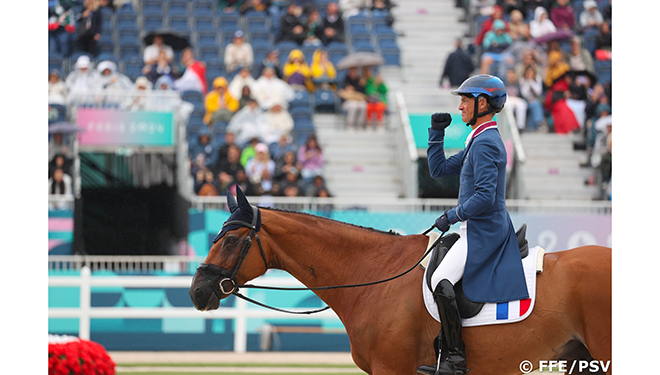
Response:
[190,192,611,375]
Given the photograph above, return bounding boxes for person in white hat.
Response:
[98,60,133,91]
[224,30,254,74]
[65,55,102,105]
[579,0,604,31]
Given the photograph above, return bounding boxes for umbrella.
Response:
[532,29,574,45]
[143,28,190,51]
[336,52,385,70]
[567,69,598,85]
[48,122,84,134]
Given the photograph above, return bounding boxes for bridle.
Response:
[194,204,440,315]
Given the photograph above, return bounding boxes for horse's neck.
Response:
[264,210,427,319]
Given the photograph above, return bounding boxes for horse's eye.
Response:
[226,236,240,245]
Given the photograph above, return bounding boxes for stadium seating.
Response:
[313,89,338,113]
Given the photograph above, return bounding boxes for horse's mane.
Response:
[258,206,401,236]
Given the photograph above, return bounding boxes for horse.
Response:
[190,190,612,375]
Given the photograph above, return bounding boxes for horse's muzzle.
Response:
[189,263,233,311]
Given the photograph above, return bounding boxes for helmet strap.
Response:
[467,95,495,126]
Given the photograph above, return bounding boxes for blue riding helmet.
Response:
[451,74,507,125]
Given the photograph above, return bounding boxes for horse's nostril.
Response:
[194,287,204,300]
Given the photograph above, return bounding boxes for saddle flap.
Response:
[424,233,461,293]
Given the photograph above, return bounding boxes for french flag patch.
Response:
[496,299,532,320]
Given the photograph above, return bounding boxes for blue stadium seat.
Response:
[351,32,373,48]
[378,38,398,50]
[143,1,163,14]
[382,47,401,66]
[124,64,143,81]
[116,15,138,30]
[197,31,218,47]
[314,89,337,113]
[290,90,312,110]
[182,90,205,109]
[290,105,313,120]
[246,12,269,32]
[49,55,64,74]
[97,52,118,64]
[355,44,376,53]
[168,15,189,31]
[249,29,271,45]
[349,22,370,34]
[168,1,189,16]
[218,13,240,32]
[193,15,215,31]
[119,40,141,60]
[192,0,214,13]
[97,33,115,55]
[144,14,164,31]
[594,60,612,84]
[200,45,221,61]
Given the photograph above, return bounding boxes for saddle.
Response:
[423,224,529,319]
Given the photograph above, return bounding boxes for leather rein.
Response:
[195,205,440,315]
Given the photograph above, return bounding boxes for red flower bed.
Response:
[48,338,115,375]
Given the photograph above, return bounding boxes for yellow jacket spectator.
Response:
[204,77,240,126]
[310,49,337,89]
[282,49,314,92]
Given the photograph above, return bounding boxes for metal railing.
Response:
[395,90,420,198]
[48,266,340,353]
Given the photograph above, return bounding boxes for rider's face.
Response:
[458,95,474,124]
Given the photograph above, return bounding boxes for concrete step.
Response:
[324,163,398,175]
[524,186,599,200]
[326,186,401,199]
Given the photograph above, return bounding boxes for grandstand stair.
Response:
[391,0,469,114]
[314,114,401,199]
[519,132,600,200]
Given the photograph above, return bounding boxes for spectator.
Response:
[474,5,508,47]
[214,131,239,169]
[550,0,576,31]
[227,98,272,146]
[48,1,76,57]
[217,0,242,13]
[143,34,175,65]
[270,133,298,162]
[297,134,324,181]
[215,144,245,192]
[311,49,338,90]
[519,64,546,131]
[49,133,74,162]
[98,60,133,91]
[65,55,101,104]
[240,137,260,167]
[278,3,306,45]
[544,50,580,133]
[204,77,240,127]
[507,9,527,41]
[142,49,176,86]
[252,67,296,111]
[193,167,208,195]
[190,130,219,169]
[49,153,74,179]
[198,169,221,196]
[153,75,195,116]
[364,67,388,130]
[480,19,515,76]
[246,143,276,195]
[274,150,301,183]
[123,76,155,110]
[49,70,68,105]
[305,174,327,197]
[316,2,345,45]
[338,67,367,130]
[233,169,259,196]
[565,36,595,75]
[504,68,528,131]
[228,66,257,100]
[173,48,208,94]
[590,115,611,178]
[237,85,255,109]
[515,48,545,79]
[263,104,295,145]
[303,10,323,47]
[439,38,474,88]
[314,187,334,217]
[239,0,270,14]
[225,31,254,74]
[578,0,603,32]
[594,22,612,59]
[74,0,102,56]
[339,0,369,19]
[256,49,284,80]
[48,168,74,209]
[529,7,557,39]
[283,49,314,91]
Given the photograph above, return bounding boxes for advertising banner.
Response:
[77,108,175,147]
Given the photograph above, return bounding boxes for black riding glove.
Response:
[435,212,452,233]
[431,112,452,131]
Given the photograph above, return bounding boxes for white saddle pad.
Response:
[422,241,545,328]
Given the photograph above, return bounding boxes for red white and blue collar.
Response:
[465,121,498,147]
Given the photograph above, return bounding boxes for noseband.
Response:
[195,206,268,296]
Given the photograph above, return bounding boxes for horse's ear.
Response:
[236,185,251,212]
[226,189,239,213]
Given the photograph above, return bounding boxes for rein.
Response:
[196,206,441,315]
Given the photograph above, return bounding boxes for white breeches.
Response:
[430,222,468,288]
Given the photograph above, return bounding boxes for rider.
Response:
[419,74,530,375]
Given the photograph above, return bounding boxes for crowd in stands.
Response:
[443,0,611,199]
[48,0,399,202]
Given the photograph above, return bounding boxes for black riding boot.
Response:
[417,279,467,375]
